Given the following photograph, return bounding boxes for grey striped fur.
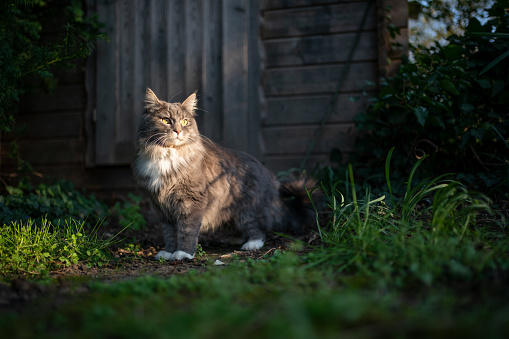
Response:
[132,89,315,261]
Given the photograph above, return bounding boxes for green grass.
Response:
[0,217,117,278]
[0,150,507,337]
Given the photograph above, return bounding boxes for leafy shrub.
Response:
[351,0,509,196]
[0,180,107,227]
[0,0,106,133]
[112,193,146,230]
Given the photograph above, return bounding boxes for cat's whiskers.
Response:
[198,134,219,149]
[145,132,167,149]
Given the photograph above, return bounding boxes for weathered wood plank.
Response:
[263,124,357,155]
[18,85,85,113]
[202,0,223,142]
[262,0,346,11]
[385,0,408,28]
[150,0,167,98]
[263,155,329,174]
[185,0,203,126]
[85,0,96,167]
[118,0,133,144]
[2,139,83,165]
[264,31,378,68]
[185,0,203,96]
[265,93,369,125]
[95,0,117,165]
[167,0,184,101]
[132,0,150,137]
[262,1,377,39]
[264,61,378,96]
[388,27,408,59]
[222,0,248,152]
[14,112,82,139]
[247,0,264,159]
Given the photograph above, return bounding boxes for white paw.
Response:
[241,239,264,251]
[155,250,173,261]
[171,250,194,261]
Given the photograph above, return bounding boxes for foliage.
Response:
[0,0,107,133]
[112,193,146,231]
[352,0,509,196]
[0,180,108,227]
[0,160,507,337]
[308,149,501,288]
[0,217,115,278]
[409,0,493,47]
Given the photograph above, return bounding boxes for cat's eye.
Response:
[181,119,189,126]
[161,118,170,124]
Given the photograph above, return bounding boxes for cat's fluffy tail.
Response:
[277,177,320,233]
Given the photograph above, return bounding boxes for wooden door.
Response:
[87,0,263,166]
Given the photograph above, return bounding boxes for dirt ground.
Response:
[0,205,321,314]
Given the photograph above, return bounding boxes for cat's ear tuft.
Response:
[182,91,198,114]
[145,88,160,111]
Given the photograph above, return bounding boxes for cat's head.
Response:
[138,88,200,149]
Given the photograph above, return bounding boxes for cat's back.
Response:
[201,138,277,186]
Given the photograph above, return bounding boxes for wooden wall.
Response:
[89,0,263,166]
[0,0,408,193]
[260,0,408,173]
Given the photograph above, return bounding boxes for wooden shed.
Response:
[1,0,408,193]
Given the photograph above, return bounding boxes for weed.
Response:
[195,244,206,259]
[0,217,119,279]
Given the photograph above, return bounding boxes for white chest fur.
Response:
[134,147,189,191]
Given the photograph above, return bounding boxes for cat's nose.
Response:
[174,129,181,136]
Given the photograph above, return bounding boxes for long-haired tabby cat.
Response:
[132,88,316,261]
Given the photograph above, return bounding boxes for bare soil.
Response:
[0,207,320,314]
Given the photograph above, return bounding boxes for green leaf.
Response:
[466,17,484,33]
[440,79,460,95]
[491,80,505,97]
[444,45,462,61]
[413,106,428,126]
[460,103,474,113]
[480,50,509,76]
[6,186,24,197]
[478,78,491,89]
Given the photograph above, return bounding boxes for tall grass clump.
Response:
[309,148,504,288]
[0,217,117,279]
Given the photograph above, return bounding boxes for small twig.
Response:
[470,145,504,168]
[413,139,439,159]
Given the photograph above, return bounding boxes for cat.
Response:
[132,88,316,261]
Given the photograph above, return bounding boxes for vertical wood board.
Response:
[95,0,117,165]
[222,0,248,152]
[202,0,223,142]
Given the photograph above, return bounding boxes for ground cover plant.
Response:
[0,180,108,227]
[0,218,116,279]
[0,151,507,338]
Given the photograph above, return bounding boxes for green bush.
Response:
[0,0,106,134]
[351,0,509,196]
[0,180,108,227]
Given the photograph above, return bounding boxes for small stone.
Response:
[213,260,224,266]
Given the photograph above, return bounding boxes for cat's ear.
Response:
[145,88,160,112]
[182,92,197,115]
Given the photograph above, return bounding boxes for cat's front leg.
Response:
[155,221,178,261]
[171,214,203,261]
